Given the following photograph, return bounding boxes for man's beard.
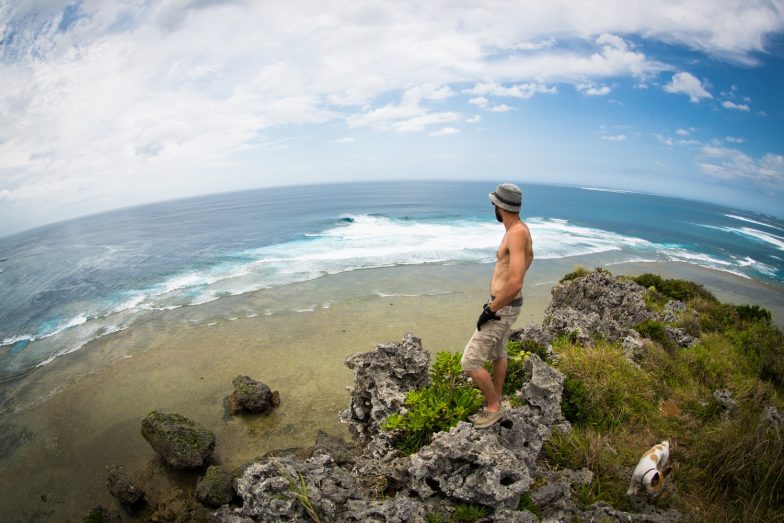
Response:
[495,206,503,222]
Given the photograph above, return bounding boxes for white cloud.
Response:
[664,72,713,102]
[676,128,695,136]
[725,136,744,144]
[654,134,674,146]
[721,100,750,111]
[429,127,460,137]
[489,104,513,113]
[469,97,489,108]
[466,115,482,124]
[463,82,557,99]
[601,134,627,141]
[699,146,784,188]
[0,0,783,231]
[577,82,612,96]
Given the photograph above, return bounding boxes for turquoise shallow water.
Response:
[0,181,782,380]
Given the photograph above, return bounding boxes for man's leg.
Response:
[491,357,507,403]
[466,367,500,412]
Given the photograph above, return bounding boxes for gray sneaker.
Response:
[472,407,504,429]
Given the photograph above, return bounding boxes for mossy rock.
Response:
[195,465,235,507]
[140,411,215,468]
[228,375,280,415]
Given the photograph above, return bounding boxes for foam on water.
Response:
[1,212,780,374]
[725,213,784,232]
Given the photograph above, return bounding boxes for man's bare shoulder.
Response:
[508,220,531,241]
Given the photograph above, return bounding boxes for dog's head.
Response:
[644,465,673,495]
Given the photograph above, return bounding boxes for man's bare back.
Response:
[489,219,533,312]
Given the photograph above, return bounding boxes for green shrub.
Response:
[725,322,784,388]
[497,340,532,397]
[692,298,739,333]
[736,304,772,324]
[560,265,591,283]
[383,352,483,454]
[634,320,674,351]
[498,339,548,395]
[633,273,716,302]
[561,377,591,425]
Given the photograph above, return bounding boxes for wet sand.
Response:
[0,258,781,521]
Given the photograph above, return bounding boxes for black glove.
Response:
[476,303,501,331]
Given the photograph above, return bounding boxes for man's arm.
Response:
[490,226,529,311]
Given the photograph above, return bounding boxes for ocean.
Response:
[1,181,782,384]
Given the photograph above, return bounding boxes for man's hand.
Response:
[477,303,501,331]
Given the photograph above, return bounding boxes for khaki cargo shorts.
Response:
[460,302,522,371]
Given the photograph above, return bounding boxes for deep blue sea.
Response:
[1,181,782,381]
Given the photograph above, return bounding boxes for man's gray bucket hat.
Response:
[489,183,522,212]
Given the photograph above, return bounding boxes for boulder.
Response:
[543,270,656,343]
[227,376,280,415]
[195,465,235,507]
[106,465,145,507]
[339,332,431,444]
[140,411,215,468]
[407,422,530,508]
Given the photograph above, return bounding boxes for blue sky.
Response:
[0,1,783,236]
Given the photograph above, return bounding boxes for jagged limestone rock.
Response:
[216,454,360,522]
[543,270,656,343]
[662,300,687,323]
[521,354,566,427]
[665,326,698,348]
[140,411,215,469]
[407,422,530,508]
[339,332,431,444]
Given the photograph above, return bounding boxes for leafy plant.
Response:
[383,352,483,454]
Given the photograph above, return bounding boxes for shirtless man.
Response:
[461,183,534,428]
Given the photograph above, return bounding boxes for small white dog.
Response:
[627,440,672,496]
